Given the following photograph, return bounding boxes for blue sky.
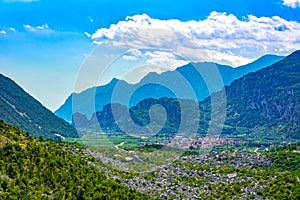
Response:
[1,0,300,111]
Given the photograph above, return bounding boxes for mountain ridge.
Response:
[56,54,284,122]
[72,51,299,141]
[0,73,78,139]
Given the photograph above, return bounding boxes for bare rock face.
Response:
[0,137,12,148]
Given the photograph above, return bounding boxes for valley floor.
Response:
[1,120,299,199]
[67,142,300,199]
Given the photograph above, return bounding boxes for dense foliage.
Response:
[0,120,148,199]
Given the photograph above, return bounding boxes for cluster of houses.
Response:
[163,136,245,150]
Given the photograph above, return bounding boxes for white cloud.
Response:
[283,0,300,8]
[120,49,188,73]
[122,49,143,61]
[90,12,300,67]
[128,48,142,57]
[122,55,138,61]
[144,51,188,72]
[0,27,16,35]
[9,27,16,32]
[23,24,53,33]
[84,32,91,37]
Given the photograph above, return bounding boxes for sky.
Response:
[0,0,300,111]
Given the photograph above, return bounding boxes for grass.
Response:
[64,133,144,147]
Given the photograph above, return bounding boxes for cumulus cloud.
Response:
[90,12,300,67]
[283,0,300,8]
[122,49,143,61]
[0,30,6,34]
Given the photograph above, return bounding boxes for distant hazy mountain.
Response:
[0,74,78,139]
[73,51,299,141]
[56,54,284,122]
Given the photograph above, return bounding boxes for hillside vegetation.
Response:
[0,120,148,199]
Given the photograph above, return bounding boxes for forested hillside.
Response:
[224,49,300,139]
[0,120,148,199]
[0,74,78,139]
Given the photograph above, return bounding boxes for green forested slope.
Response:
[224,49,300,139]
[0,74,77,139]
[0,120,148,199]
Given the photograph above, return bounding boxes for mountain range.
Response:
[0,74,78,140]
[55,55,284,122]
[71,51,300,141]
